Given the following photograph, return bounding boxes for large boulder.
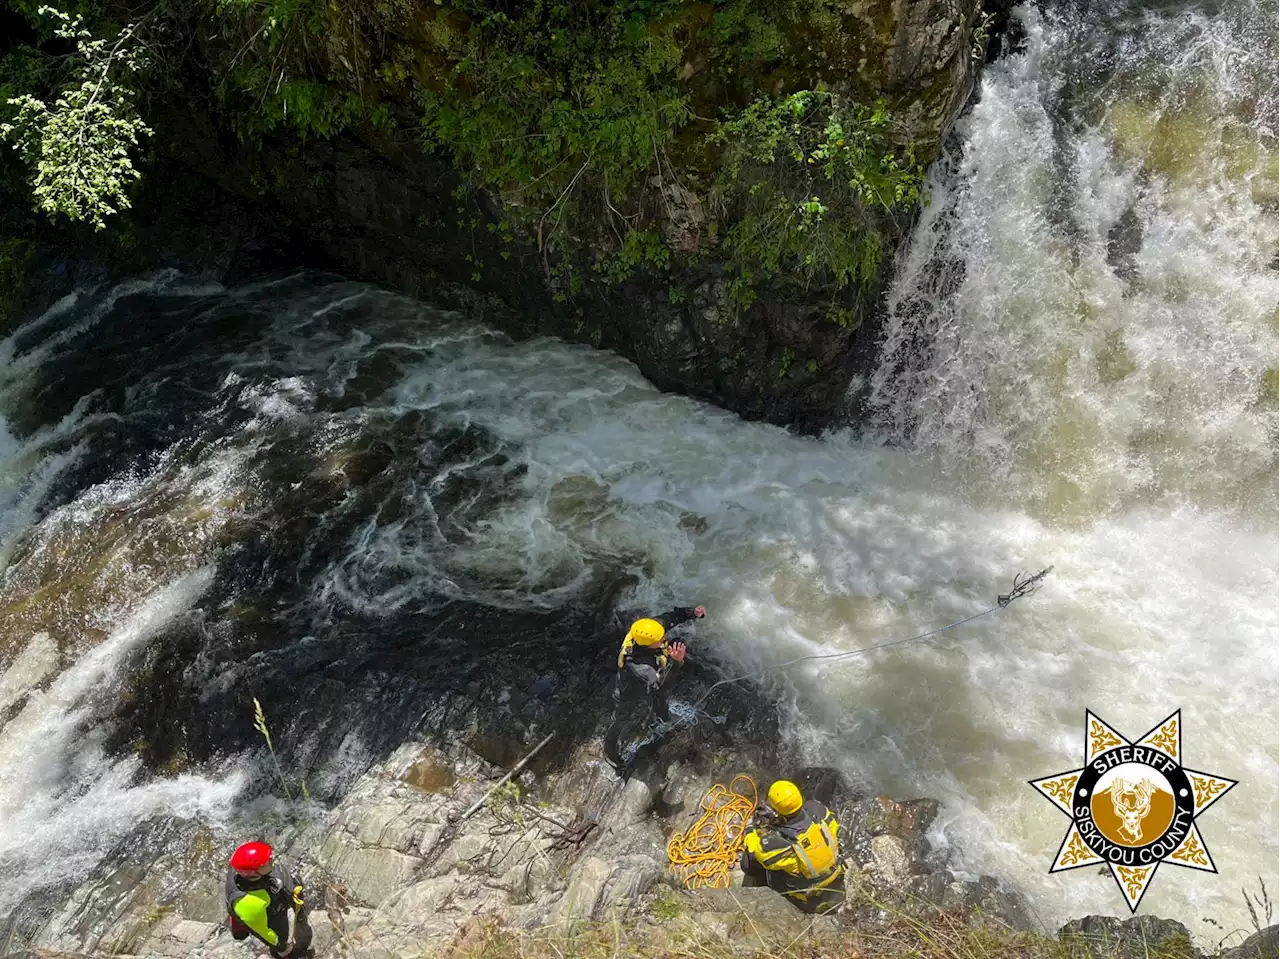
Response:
[1057,915,1203,959]
[1220,927,1279,959]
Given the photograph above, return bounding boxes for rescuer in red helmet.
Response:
[224,841,312,957]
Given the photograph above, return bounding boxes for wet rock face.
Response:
[123,111,873,435]
[12,730,1249,959]
[4,605,788,954]
[2,744,671,951]
[5,0,993,435]
[827,790,1032,933]
[876,0,981,157]
[10,732,766,957]
[4,0,1007,435]
[96,0,990,436]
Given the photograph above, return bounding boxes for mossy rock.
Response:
[1257,367,1279,411]
[1106,99,1278,196]
[1094,327,1138,385]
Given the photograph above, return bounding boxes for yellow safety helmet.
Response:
[627,618,666,647]
[767,780,804,817]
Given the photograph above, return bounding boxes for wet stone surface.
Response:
[5,719,1050,959]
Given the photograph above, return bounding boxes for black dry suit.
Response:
[612,606,701,722]
[740,800,846,914]
[224,861,312,958]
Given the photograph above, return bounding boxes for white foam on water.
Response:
[0,271,235,574]
[0,0,1271,939]
[0,270,1266,936]
[0,631,59,715]
[0,569,246,913]
[282,302,1273,934]
[866,5,1277,522]
[278,20,1274,905]
[0,272,186,398]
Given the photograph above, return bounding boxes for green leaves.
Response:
[0,8,151,231]
[600,227,668,284]
[414,1,690,247]
[710,90,924,306]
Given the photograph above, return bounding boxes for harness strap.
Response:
[781,862,846,899]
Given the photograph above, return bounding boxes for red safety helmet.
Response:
[229,841,273,872]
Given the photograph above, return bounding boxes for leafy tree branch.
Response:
[1,5,152,231]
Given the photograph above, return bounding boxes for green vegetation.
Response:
[487,779,528,827]
[711,90,923,308]
[647,886,684,921]
[414,3,690,208]
[206,0,400,139]
[253,696,311,803]
[396,3,924,302]
[602,227,670,284]
[1,6,151,231]
[0,0,932,312]
[442,877,1275,959]
[443,899,1236,959]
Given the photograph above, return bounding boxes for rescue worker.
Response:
[603,604,705,769]
[613,605,705,721]
[224,841,313,958]
[740,780,845,915]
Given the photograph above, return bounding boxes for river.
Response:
[0,0,1275,943]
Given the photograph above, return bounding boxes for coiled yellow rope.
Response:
[666,774,759,889]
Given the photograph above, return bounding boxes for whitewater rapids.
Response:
[0,0,1275,940]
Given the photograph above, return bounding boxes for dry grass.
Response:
[438,894,1215,959]
[332,875,1274,959]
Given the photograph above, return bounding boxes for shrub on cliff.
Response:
[0,0,929,311]
[0,4,151,231]
[710,89,923,309]
[392,1,926,305]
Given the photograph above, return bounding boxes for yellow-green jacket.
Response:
[224,862,302,950]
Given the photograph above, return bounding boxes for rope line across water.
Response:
[666,775,759,889]
[691,566,1053,713]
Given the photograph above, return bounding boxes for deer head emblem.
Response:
[1110,778,1157,842]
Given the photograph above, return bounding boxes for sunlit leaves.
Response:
[0,7,151,231]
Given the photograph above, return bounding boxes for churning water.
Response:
[0,0,1275,942]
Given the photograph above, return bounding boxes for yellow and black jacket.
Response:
[616,607,700,677]
[742,800,843,901]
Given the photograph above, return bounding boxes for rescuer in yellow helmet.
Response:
[740,780,845,914]
[603,604,704,767]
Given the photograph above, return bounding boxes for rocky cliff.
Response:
[5,733,1276,959]
[2,0,1003,431]
[2,727,1029,957]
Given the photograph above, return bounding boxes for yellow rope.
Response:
[666,774,759,890]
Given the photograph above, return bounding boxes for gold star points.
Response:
[1030,710,1236,913]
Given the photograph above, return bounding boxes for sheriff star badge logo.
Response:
[1029,710,1237,912]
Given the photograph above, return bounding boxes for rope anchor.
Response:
[692,565,1055,712]
[999,566,1054,608]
